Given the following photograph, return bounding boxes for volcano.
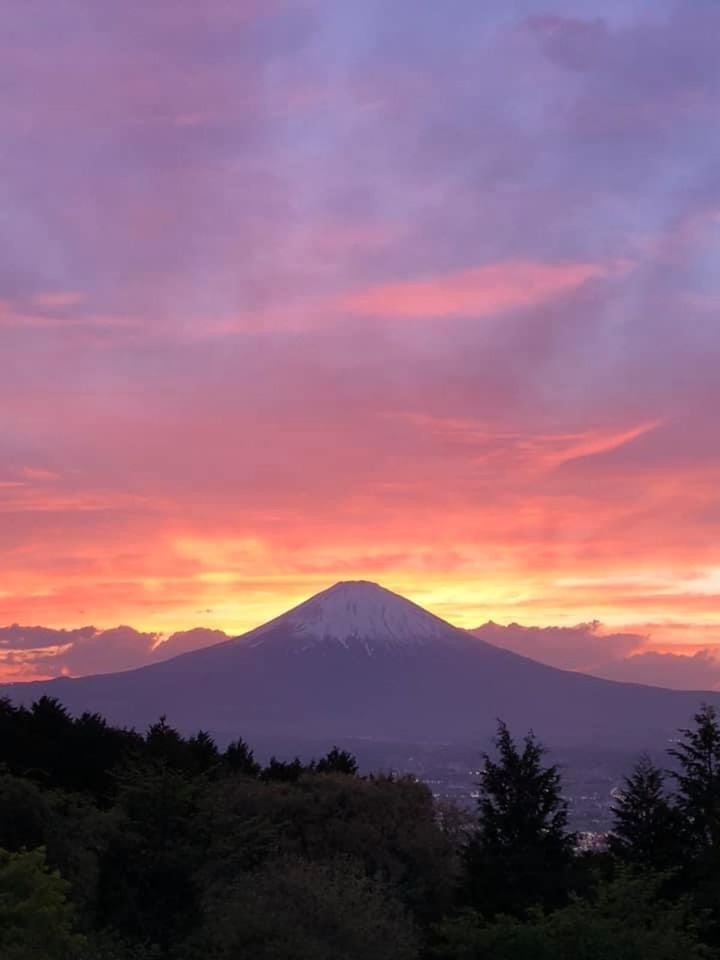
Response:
[2,581,716,748]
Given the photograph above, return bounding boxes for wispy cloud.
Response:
[341,260,614,320]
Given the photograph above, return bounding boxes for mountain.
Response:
[1,580,717,749]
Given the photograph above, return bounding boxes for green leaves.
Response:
[184,857,419,960]
[0,847,85,960]
[431,870,711,960]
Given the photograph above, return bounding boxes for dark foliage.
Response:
[667,704,720,946]
[0,696,142,800]
[670,705,720,853]
[261,755,305,782]
[609,754,684,870]
[314,745,360,775]
[464,720,576,916]
[183,857,419,960]
[222,736,260,777]
[430,869,711,960]
[3,698,720,958]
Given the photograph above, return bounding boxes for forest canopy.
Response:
[2,696,720,959]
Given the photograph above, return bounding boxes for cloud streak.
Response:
[341,260,613,320]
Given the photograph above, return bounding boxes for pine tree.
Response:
[144,716,189,769]
[261,756,304,782]
[669,704,720,853]
[315,746,359,776]
[464,720,575,916]
[609,754,682,869]
[223,738,260,777]
[186,731,220,775]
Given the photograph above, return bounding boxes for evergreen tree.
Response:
[223,737,261,777]
[186,730,220,776]
[24,698,73,786]
[315,745,359,776]
[609,754,683,869]
[262,756,305,782]
[669,704,720,853]
[144,716,190,770]
[464,721,575,916]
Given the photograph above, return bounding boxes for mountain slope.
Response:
[1,581,716,748]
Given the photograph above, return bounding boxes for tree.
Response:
[197,769,457,924]
[0,774,53,852]
[430,869,710,960]
[23,698,73,787]
[262,756,305,782]
[0,847,85,960]
[669,705,720,853]
[96,765,202,949]
[144,716,191,770]
[464,721,575,916]
[223,736,261,777]
[185,730,220,776]
[61,710,139,799]
[666,705,720,947]
[609,754,683,869]
[0,698,141,800]
[184,857,419,960]
[315,745,359,776]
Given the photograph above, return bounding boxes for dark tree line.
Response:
[3,696,720,958]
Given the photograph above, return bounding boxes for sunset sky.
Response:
[2,0,720,682]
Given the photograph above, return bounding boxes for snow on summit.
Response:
[243,580,464,654]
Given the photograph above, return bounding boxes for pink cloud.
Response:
[472,620,720,691]
[471,621,645,673]
[30,291,86,308]
[595,649,720,691]
[341,260,614,320]
[0,623,230,682]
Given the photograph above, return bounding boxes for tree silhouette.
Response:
[610,753,683,869]
[186,730,220,776]
[261,757,304,782]
[669,704,720,853]
[223,737,261,777]
[144,716,189,770]
[464,720,575,916]
[315,746,359,776]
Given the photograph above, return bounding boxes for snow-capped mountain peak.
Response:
[241,580,466,654]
